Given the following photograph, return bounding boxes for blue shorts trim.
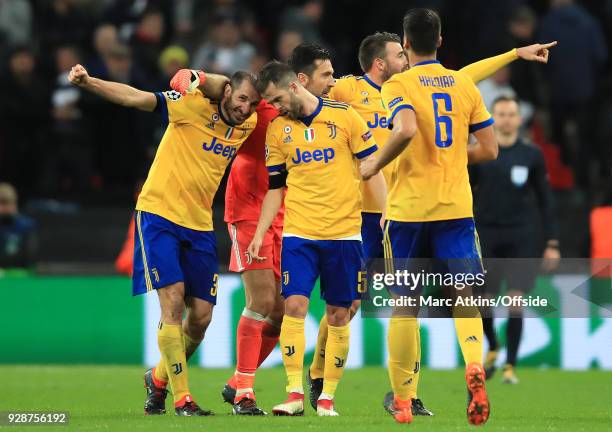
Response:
[132,211,218,304]
[280,237,364,307]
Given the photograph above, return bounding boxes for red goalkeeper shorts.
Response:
[228,220,282,279]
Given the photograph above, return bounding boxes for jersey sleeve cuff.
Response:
[469,117,494,133]
[267,163,286,173]
[154,92,169,123]
[355,145,378,160]
[388,104,415,127]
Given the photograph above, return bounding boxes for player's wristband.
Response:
[192,70,206,87]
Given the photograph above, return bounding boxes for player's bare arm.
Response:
[361,109,417,180]
[467,125,498,164]
[361,155,387,216]
[247,183,284,261]
[200,74,230,100]
[460,41,558,83]
[68,64,157,111]
[169,69,230,99]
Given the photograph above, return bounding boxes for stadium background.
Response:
[1,0,611,372]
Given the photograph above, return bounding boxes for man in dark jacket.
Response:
[0,183,37,269]
[470,96,561,384]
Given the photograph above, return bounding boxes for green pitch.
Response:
[2,366,610,431]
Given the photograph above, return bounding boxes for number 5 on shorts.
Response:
[357,270,368,293]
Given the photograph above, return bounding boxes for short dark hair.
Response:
[492,95,520,111]
[287,43,331,77]
[229,70,257,90]
[9,44,35,58]
[403,8,441,56]
[358,32,401,73]
[256,61,297,94]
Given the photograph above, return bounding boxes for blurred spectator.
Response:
[0,183,37,269]
[478,66,533,124]
[158,45,189,87]
[36,0,92,67]
[280,0,324,45]
[103,0,173,44]
[539,0,608,188]
[88,23,119,77]
[0,0,32,49]
[249,54,269,74]
[192,15,255,75]
[507,6,547,110]
[130,7,166,86]
[0,46,50,197]
[44,45,92,194]
[277,31,303,62]
[478,67,534,125]
[173,0,195,40]
[79,44,154,191]
[105,43,134,83]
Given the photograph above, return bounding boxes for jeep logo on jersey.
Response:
[367,113,389,129]
[202,137,237,160]
[291,147,335,164]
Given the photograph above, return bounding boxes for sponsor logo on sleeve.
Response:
[387,96,403,109]
[165,90,182,101]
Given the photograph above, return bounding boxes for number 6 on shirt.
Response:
[432,93,453,148]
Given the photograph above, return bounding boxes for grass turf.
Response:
[1,366,611,431]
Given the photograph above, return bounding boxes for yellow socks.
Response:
[321,323,350,398]
[409,321,421,399]
[183,332,202,360]
[280,315,305,393]
[157,322,190,405]
[387,317,418,401]
[453,305,484,365]
[154,331,201,383]
[309,314,329,380]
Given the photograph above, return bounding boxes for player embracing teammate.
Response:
[70,5,556,424]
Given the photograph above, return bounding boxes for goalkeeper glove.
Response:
[170,69,206,95]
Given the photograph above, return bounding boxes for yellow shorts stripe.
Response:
[136,211,153,292]
[383,221,394,274]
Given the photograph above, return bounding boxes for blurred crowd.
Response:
[0,0,611,266]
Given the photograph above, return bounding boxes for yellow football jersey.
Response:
[266,97,377,240]
[330,51,516,214]
[136,89,257,231]
[381,60,493,222]
[329,75,394,213]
